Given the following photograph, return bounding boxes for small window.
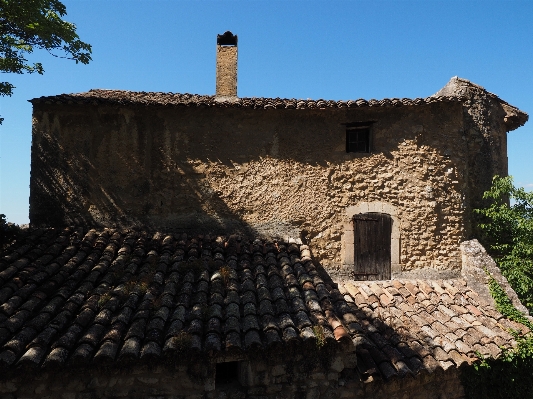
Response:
[216,361,239,386]
[345,122,373,153]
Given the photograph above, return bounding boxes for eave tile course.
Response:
[29,89,463,109]
[0,227,522,383]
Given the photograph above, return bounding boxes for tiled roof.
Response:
[29,89,463,109]
[337,279,524,381]
[432,76,528,132]
[0,228,522,381]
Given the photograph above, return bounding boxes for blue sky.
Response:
[1,0,532,224]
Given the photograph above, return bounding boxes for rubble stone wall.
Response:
[31,101,470,272]
[0,359,464,399]
[461,239,531,317]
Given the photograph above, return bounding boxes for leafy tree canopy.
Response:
[463,177,533,399]
[0,0,91,122]
[0,213,19,249]
[475,176,533,311]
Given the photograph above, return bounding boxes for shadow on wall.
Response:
[30,102,470,245]
[31,134,248,234]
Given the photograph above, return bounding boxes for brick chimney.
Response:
[216,31,238,100]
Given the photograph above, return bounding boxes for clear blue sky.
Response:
[1,0,532,224]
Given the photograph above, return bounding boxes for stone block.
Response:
[310,372,325,380]
[34,384,47,394]
[382,202,396,216]
[107,377,118,388]
[88,377,108,388]
[329,356,344,373]
[77,392,98,399]
[105,388,131,398]
[203,378,215,392]
[369,201,384,213]
[229,392,246,399]
[327,372,339,381]
[306,380,318,388]
[266,384,282,393]
[66,379,86,391]
[345,205,358,218]
[271,364,285,377]
[33,373,50,381]
[391,237,400,266]
[116,377,135,386]
[238,361,254,387]
[253,370,270,386]
[344,353,357,369]
[359,202,371,214]
[274,375,289,384]
[306,387,320,399]
[137,376,159,385]
[246,387,266,395]
[391,218,401,239]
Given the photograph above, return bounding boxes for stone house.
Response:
[28,32,527,281]
[0,32,529,398]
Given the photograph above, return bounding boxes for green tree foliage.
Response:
[0,213,19,248]
[461,272,533,399]
[475,176,533,311]
[465,176,533,398]
[0,0,91,122]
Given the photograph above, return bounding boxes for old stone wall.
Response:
[461,239,531,318]
[0,358,464,399]
[31,101,468,272]
[433,77,514,238]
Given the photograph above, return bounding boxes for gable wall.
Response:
[0,359,464,399]
[30,102,468,272]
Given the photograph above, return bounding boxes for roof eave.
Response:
[433,76,529,132]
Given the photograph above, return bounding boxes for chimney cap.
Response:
[217,31,238,46]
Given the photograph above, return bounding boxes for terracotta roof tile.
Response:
[0,228,525,383]
[337,278,525,381]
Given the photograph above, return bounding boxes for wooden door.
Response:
[353,213,392,280]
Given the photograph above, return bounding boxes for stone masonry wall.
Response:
[461,239,531,318]
[30,101,468,273]
[216,45,238,98]
[0,358,464,399]
[434,78,513,238]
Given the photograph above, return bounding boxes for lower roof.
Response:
[0,227,524,381]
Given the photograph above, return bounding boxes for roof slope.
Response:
[29,89,461,109]
[29,78,527,131]
[337,279,523,380]
[0,228,523,381]
[433,76,528,131]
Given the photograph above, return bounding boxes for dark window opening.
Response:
[345,121,374,153]
[346,128,370,153]
[216,361,239,385]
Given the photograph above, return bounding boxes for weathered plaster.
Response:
[29,96,506,273]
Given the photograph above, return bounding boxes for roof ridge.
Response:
[29,90,463,109]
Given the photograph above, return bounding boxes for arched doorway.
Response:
[352,212,392,280]
[343,201,400,280]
